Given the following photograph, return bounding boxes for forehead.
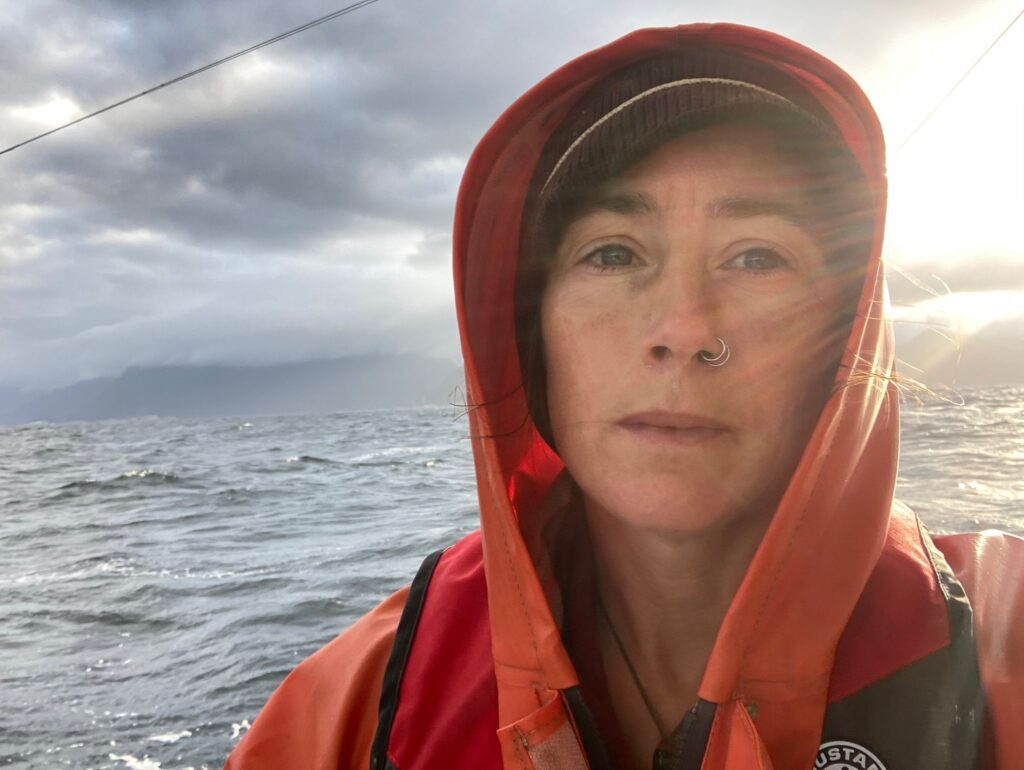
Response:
[558,120,849,235]
[612,122,818,203]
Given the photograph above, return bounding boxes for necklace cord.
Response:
[596,591,669,740]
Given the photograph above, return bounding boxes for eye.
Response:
[581,243,638,271]
[723,247,789,273]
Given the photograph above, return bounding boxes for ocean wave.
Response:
[22,606,181,630]
[346,444,453,466]
[348,458,406,468]
[53,469,188,496]
[285,455,338,465]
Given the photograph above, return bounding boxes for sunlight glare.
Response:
[870,3,1024,268]
[891,290,1024,336]
[10,94,82,127]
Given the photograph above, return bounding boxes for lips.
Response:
[618,410,728,442]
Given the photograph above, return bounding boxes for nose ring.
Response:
[697,337,730,367]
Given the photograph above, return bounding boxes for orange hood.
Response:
[454,22,894,766]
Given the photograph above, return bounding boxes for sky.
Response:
[1,0,1022,390]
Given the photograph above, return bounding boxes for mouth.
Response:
[617,410,729,443]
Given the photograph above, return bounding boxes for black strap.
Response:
[657,699,717,770]
[563,686,617,770]
[369,549,445,770]
[564,686,717,770]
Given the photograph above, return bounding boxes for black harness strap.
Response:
[562,686,617,770]
[369,549,445,770]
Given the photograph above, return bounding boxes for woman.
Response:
[225,23,1024,770]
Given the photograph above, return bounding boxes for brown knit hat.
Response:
[530,49,843,232]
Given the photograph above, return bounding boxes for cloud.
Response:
[891,289,1024,336]
[1,0,1020,389]
[890,256,1024,299]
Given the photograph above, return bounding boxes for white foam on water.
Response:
[122,469,158,479]
[148,729,193,744]
[4,556,138,586]
[5,559,253,587]
[957,479,1019,501]
[231,719,251,740]
[109,754,163,770]
[346,444,452,464]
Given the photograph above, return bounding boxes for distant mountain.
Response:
[0,355,463,425]
[897,320,1024,388]
[0,386,30,425]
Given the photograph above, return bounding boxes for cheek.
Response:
[541,307,589,426]
[539,294,573,425]
[747,283,846,372]
[540,288,623,431]
[734,290,845,436]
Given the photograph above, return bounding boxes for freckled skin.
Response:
[541,122,848,536]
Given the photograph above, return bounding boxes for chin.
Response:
[585,475,763,536]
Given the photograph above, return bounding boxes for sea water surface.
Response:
[2,390,1022,769]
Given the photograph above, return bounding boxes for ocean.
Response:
[2,390,1021,769]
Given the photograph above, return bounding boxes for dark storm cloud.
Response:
[0,0,1014,388]
[1,1,539,263]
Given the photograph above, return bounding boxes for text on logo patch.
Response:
[815,740,887,770]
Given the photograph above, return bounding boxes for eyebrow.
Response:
[570,190,810,227]
[707,195,809,226]
[570,190,657,219]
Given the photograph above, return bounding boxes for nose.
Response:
[641,266,720,367]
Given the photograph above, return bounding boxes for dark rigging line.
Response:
[0,0,381,158]
[896,4,1024,153]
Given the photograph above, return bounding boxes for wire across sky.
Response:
[0,0,381,158]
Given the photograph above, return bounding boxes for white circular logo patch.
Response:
[815,741,888,770]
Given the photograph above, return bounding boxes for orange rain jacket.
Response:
[225,23,1024,770]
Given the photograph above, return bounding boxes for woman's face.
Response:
[540,122,853,535]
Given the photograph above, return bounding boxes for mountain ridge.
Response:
[0,355,463,425]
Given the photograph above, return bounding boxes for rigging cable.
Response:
[0,0,381,158]
[896,4,1024,152]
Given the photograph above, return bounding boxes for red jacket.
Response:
[225,23,1024,769]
